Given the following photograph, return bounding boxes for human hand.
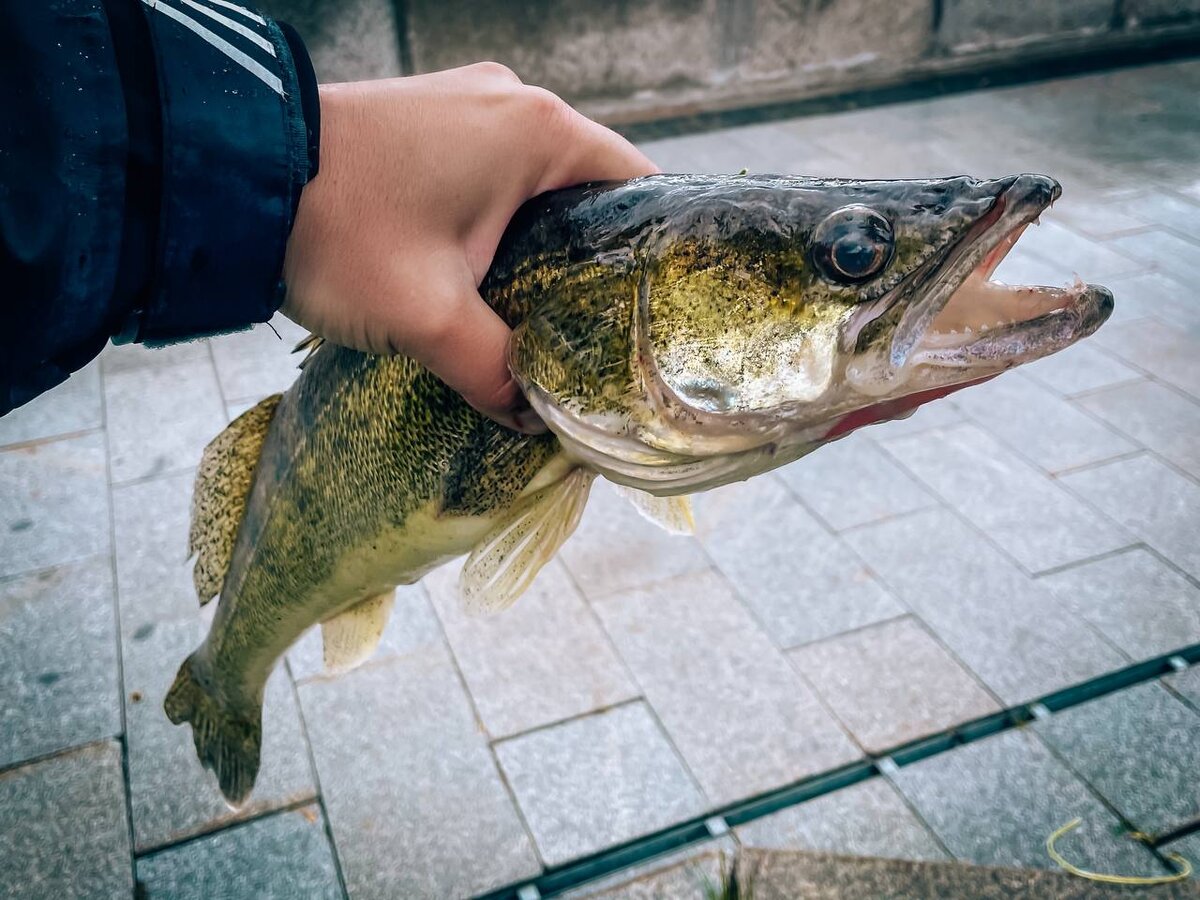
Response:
[281,63,659,433]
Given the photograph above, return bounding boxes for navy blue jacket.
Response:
[0,0,319,415]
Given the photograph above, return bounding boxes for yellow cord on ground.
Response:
[1046,818,1193,885]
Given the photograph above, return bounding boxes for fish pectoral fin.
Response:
[320,590,395,675]
[459,468,595,616]
[613,484,695,535]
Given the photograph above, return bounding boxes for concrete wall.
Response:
[260,0,1200,123]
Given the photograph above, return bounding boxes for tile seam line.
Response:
[474,641,1200,900]
[100,368,140,890]
[281,656,350,900]
[131,794,318,859]
[0,735,124,779]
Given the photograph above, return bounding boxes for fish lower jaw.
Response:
[912,265,1093,365]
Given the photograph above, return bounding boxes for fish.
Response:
[166,172,1113,805]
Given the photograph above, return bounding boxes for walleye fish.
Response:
[167,173,1112,804]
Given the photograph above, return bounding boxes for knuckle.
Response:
[521,85,573,131]
[469,61,521,84]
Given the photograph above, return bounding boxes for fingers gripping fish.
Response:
[166,173,1113,804]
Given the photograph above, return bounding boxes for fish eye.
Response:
[812,206,895,285]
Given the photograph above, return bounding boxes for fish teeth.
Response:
[979,323,989,332]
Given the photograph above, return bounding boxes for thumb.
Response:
[401,266,546,435]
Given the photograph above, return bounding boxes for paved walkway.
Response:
[2,59,1200,900]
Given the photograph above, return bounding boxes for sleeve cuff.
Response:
[114,0,320,345]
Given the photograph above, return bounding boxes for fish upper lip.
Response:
[884,174,1062,369]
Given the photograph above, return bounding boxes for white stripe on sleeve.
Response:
[140,0,283,95]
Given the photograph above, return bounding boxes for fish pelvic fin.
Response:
[321,589,395,675]
[189,393,282,605]
[612,484,696,535]
[459,468,594,615]
[164,653,262,808]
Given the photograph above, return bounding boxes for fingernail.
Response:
[512,407,549,435]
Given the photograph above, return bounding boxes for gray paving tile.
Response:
[1047,193,1153,239]
[1061,454,1200,581]
[122,617,316,852]
[892,729,1165,873]
[1109,190,1200,237]
[0,361,101,447]
[735,778,948,861]
[951,372,1136,473]
[426,560,637,740]
[1041,548,1200,662]
[844,509,1124,704]
[104,357,226,483]
[208,315,307,404]
[1105,271,1200,331]
[558,479,710,600]
[593,569,859,806]
[0,557,120,769]
[1076,380,1200,479]
[0,432,110,578]
[777,433,936,531]
[112,472,197,628]
[1163,833,1200,886]
[0,741,132,900]
[494,702,705,867]
[1022,342,1143,397]
[1035,683,1200,835]
[1168,665,1200,710]
[695,477,903,649]
[879,423,1132,573]
[1016,220,1147,281]
[1108,229,1200,283]
[136,805,342,900]
[299,644,539,897]
[722,122,856,174]
[858,394,965,441]
[635,129,764,174]
[287,581,442,683]
[789,617,1000,754]
[1093,318,1200,401]
[100,336,211,374]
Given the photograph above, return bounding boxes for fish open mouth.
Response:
[899,174,1114,371]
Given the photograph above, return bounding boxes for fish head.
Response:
[509,173,1113,495]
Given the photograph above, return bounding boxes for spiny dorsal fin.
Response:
[613,484,695,535]
[189,394,282,604]
[459,468,594,615]
[292,333,325,369]
[320,590,395,675]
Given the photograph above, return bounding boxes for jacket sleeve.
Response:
[0,0,320,416]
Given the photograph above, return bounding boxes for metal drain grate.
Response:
[479,642,1200,899]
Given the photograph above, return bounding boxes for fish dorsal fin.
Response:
[189,393,282,605]
[321,590,395,675]
[459,468,594,615]
[613,484,695,535]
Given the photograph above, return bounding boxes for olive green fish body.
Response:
[206,349,559,699]
[168,173,1114,804]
